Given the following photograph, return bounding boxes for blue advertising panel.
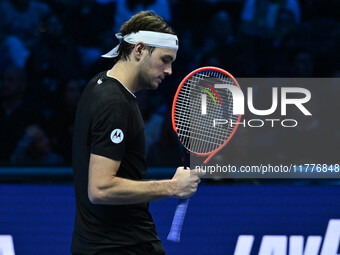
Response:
[0,184,339,255]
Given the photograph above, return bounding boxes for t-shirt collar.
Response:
[106,71,136,98]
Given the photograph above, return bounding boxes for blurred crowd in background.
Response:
[0,0,339,167]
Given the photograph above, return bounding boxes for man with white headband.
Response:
[71,11,203,255]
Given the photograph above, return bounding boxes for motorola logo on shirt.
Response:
[110,129,124,144]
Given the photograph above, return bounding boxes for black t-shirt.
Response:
[71,71,160,253]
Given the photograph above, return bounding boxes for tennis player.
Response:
[71,11,203,255]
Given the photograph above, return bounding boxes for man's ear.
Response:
[133,42,146,61]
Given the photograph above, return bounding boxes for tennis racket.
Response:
[167,66,242,242]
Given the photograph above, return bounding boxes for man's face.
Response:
[138,47,177,90]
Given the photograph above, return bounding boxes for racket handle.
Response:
[167,198,190,242]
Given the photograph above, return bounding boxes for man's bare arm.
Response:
[88,153,202,205]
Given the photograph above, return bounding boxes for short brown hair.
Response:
[116,11,176,61]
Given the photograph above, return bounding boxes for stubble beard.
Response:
[139,59,158,90]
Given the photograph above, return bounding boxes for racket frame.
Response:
[171,66,242,164]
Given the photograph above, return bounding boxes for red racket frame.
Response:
[171,66,242,164]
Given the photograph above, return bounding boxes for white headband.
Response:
[101,30,179,58]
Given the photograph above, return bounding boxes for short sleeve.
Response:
[90,102,129,161]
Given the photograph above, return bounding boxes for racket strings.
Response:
[174,70,239,154]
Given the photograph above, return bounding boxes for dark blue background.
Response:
[0,184,339,255]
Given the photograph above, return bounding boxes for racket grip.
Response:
[167,198,190,242]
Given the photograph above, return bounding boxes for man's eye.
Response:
[162,58,171,64]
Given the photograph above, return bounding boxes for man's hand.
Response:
[171,167,205,199]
